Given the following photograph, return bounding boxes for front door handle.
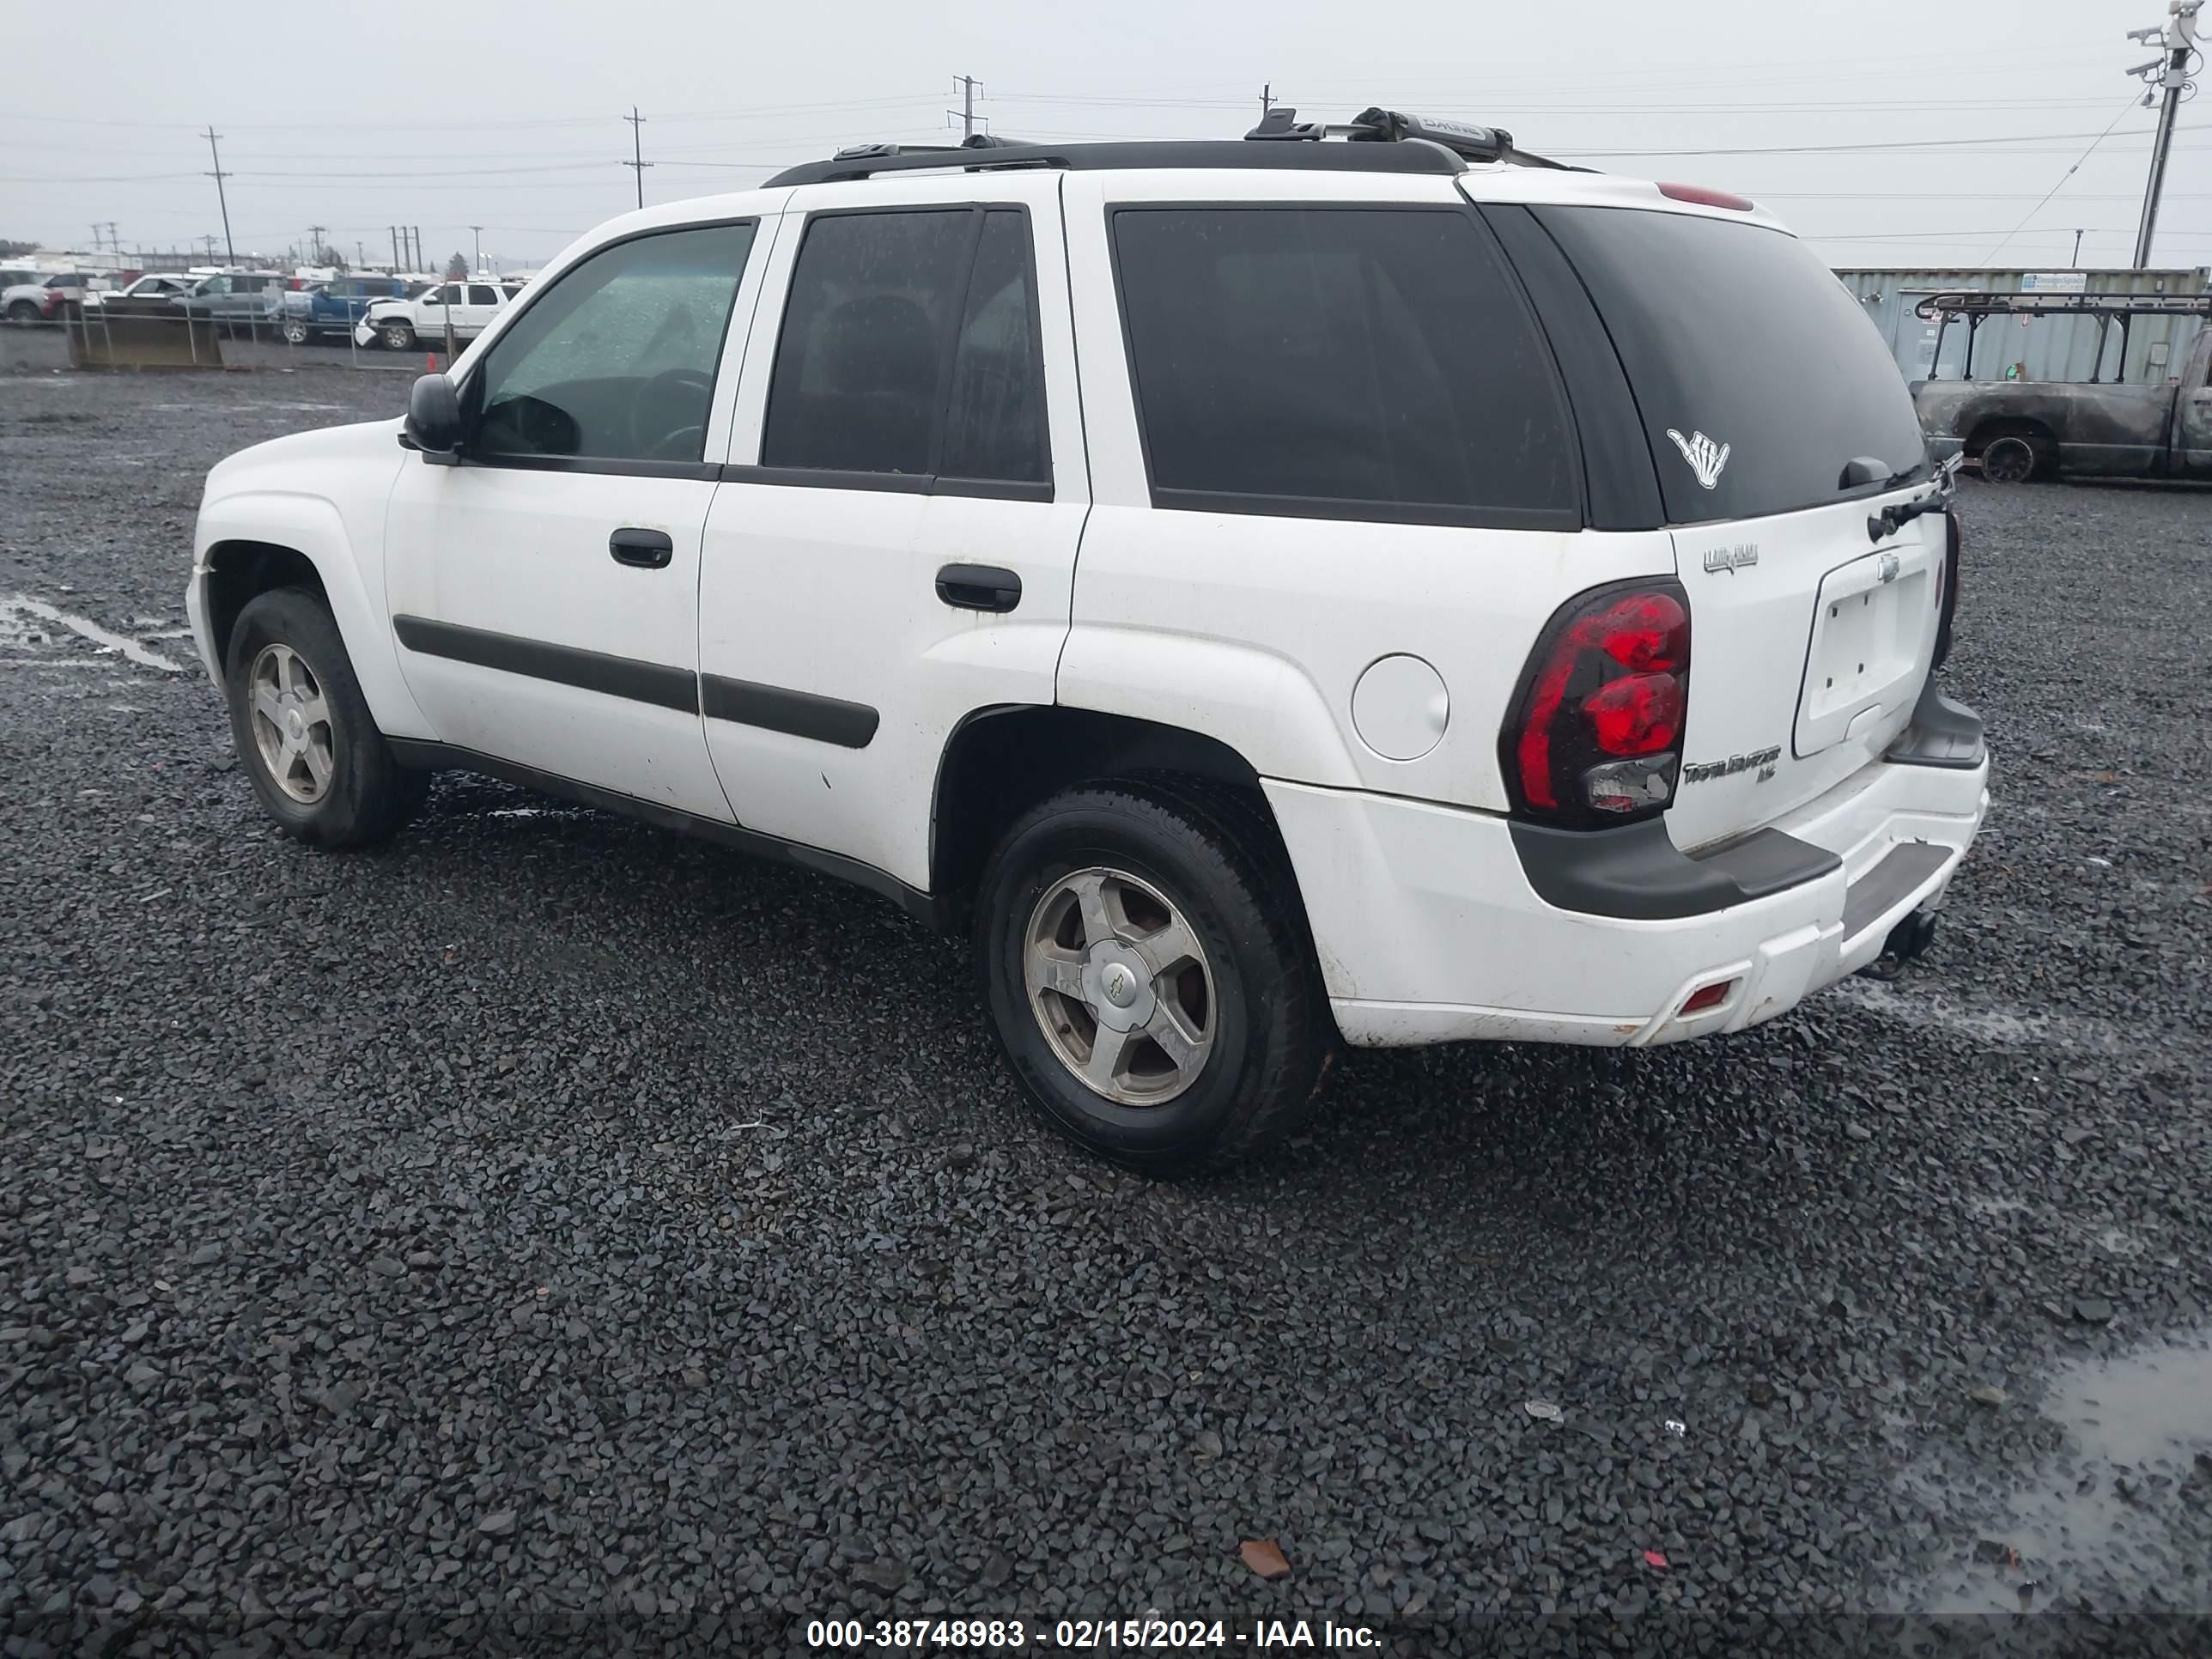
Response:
[935,562,1021,613]
[610,527,674,569]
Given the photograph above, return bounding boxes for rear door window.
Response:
[467,284,499,307]
[1532,206,1926,524]
[1110,206,1578,526]
[759,207,1049,488]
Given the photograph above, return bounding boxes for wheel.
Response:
[1979,434,2037,483]
[223,588,428,848]
[975,779,1328,1173]
[6,301,40,325]
[280,319,311,345]
[380,321,416,351]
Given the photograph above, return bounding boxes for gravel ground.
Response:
[3,366,2209,1657]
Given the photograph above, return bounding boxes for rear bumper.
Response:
[1267,692,1990,1049]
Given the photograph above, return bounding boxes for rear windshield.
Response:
[1534,206,1925,524]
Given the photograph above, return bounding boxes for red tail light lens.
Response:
[1505,581,1692,827]
[1658,182,1755,212]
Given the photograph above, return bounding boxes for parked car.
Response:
[3,272,101,324]
[353,280,520,350]
[187,109,1988,1170]
[85,272,195,308]
[173,271,290,331]
[281,274,412,343]
[1912,295,2212,482]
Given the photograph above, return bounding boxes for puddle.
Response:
[1832,979,2136,1058]
[0,596,185,673]
[1893,1334,2212,1613]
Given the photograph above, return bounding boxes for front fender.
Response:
[192,489,433,739]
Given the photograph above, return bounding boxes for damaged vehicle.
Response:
[187,108,1989,1170]
[1912,289,2212,483]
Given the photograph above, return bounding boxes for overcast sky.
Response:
[7,0,2204,274]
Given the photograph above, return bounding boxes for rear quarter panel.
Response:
[1055,168,1676,806]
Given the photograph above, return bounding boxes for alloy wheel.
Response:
[1024,866,1215,1106]
[247,642,336,804]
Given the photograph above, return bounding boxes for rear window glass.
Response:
[1534,206,1926,524]
[1111,206,1577,525]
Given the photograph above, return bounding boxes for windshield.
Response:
[1534,205,1926,524]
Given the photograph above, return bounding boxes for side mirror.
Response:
[405,373,464,457]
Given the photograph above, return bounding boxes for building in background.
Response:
[1838,266,2209,386]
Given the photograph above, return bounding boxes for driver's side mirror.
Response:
[404,373,464,459]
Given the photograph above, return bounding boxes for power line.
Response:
[1972,94,2145,267]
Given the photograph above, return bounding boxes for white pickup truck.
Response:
[355,280,521,350]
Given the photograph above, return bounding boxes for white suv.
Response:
[187,109,1989,1170]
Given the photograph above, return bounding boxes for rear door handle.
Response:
[610,527,674,569]
[935,562,1021,613]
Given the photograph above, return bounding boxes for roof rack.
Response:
[1913,289,2212,320]
[762,104,1584,187]
[1247,105,1579,171]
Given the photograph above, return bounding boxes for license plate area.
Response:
[1796,545,1936,757]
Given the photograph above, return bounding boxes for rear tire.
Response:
[280,319,311,345]
[1979,434,2038,483]
[223,587,428,848]
[975,778,1327,1174]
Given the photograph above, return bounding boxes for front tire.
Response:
[380,321,416,351]
[975,780,1327,1174]
[6,301,40,325]
[223,587,427,848]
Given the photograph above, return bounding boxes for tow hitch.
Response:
[1858,908,1940,981]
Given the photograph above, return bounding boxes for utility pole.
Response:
[2127,0,2203,268]
[469,224,483,275]
[390,226,399,270]
[1261,83,1273,117]
[623,107,651,208]
[2071,228,2084,264]
[204,126,235,264]
[950,75,981,140]
[307,224,327,268]
[412,227,423,270]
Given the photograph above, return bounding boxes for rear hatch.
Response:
[1529,201,1942,850]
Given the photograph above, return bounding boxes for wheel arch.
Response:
[196,494,433,739]
[1964,415,2057,458]
[928,705,1286,915]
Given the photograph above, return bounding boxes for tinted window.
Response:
[762,210,975,477]
[471,222,755,465]
[1534,206,1926,524]
[467,284,498,306]
[1112,207,1577,522]
[938,210,1048,484]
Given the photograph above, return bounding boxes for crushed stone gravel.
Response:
[3,366,2209,1654]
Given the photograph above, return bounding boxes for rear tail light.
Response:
[1658,181,1755,212]
[1504,580,1692,828]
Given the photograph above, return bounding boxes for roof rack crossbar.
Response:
[1913,290,2212,320]
[763,104,1590,187]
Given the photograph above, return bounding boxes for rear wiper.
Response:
[1867,453,1962,543]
